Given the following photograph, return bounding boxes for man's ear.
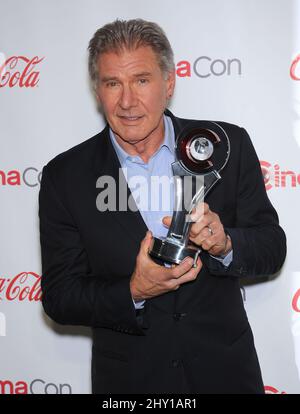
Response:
[166,69,176,99]
[95,91,101,104]
[95,91,104,110]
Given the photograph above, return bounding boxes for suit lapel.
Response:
[91,112,192,313]
[91,110,185,244]
[91,124,148,245]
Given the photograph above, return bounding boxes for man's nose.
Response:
[119,84,138,109]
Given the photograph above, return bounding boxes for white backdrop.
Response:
[0,0,299,394]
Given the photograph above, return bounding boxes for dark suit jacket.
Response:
[39,110,286,394]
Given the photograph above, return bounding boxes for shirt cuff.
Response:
[210,249,233,267]
[132,298,145,309]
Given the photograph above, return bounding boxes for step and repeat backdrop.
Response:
[1,0,300,394]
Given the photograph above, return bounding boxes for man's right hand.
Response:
[130,231,202,302]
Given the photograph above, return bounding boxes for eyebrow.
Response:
[100,76,119,83]
[100,72,152,83]
[133,72,152,78]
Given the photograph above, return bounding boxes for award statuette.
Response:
[149,121,230,265]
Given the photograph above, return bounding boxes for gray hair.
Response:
[88,19,175,92]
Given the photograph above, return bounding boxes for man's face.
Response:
[96,46,175,145]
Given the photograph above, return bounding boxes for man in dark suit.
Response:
[39,19,286,394]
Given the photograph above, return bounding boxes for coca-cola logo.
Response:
[0,379,72,394]
[0,55,44,88]
[260,160,300,191]
[290,54,300,80]
[0,272,42,302]
[176,56,242,78]
[264,385,287,394]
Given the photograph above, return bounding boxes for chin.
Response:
[115,128,149,144]
[121,136,145,145]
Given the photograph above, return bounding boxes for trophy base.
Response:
[149,237,201,266]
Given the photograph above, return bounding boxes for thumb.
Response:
[162,216,172,228]
[141,230,153,254]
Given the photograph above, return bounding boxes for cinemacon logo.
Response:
[0,168,42,187]
[176,57,241,78]
[0,379,72,394]
[0,55,43,88]
[260,161,300,191]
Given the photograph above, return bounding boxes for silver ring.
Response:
[207,226,213,235]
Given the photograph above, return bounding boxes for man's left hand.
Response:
[162,202,232,257]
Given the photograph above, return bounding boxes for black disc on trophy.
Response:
[175,121,230,175]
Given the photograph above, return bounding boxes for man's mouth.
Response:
[118,115,144,121]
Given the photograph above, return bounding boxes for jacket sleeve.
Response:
[39,165,144,335]
[203,127,286,278]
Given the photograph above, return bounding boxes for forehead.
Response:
[97,46,161,76]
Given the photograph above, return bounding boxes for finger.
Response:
[202,233,226,252]
[141,230,153,255]
[189,210,222,239]
[162,216,172,228]
[189,219,210,238]
[174,258,202,288]
[190,202,209,222]
[171,256,194,279]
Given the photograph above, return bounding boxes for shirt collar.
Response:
[109,114,175,165]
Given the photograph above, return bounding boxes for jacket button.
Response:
[173,313,187,321]
[172,360,181,368]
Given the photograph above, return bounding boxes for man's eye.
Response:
[107,81,118,88]
[138,78,148,85]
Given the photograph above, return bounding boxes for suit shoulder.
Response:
[44,128,106,174]
[174,113,243,133]
[215,120,246,137]
[178,115,248,141]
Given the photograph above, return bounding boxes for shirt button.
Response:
[173,313,187,321]
[172,360,181,368]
